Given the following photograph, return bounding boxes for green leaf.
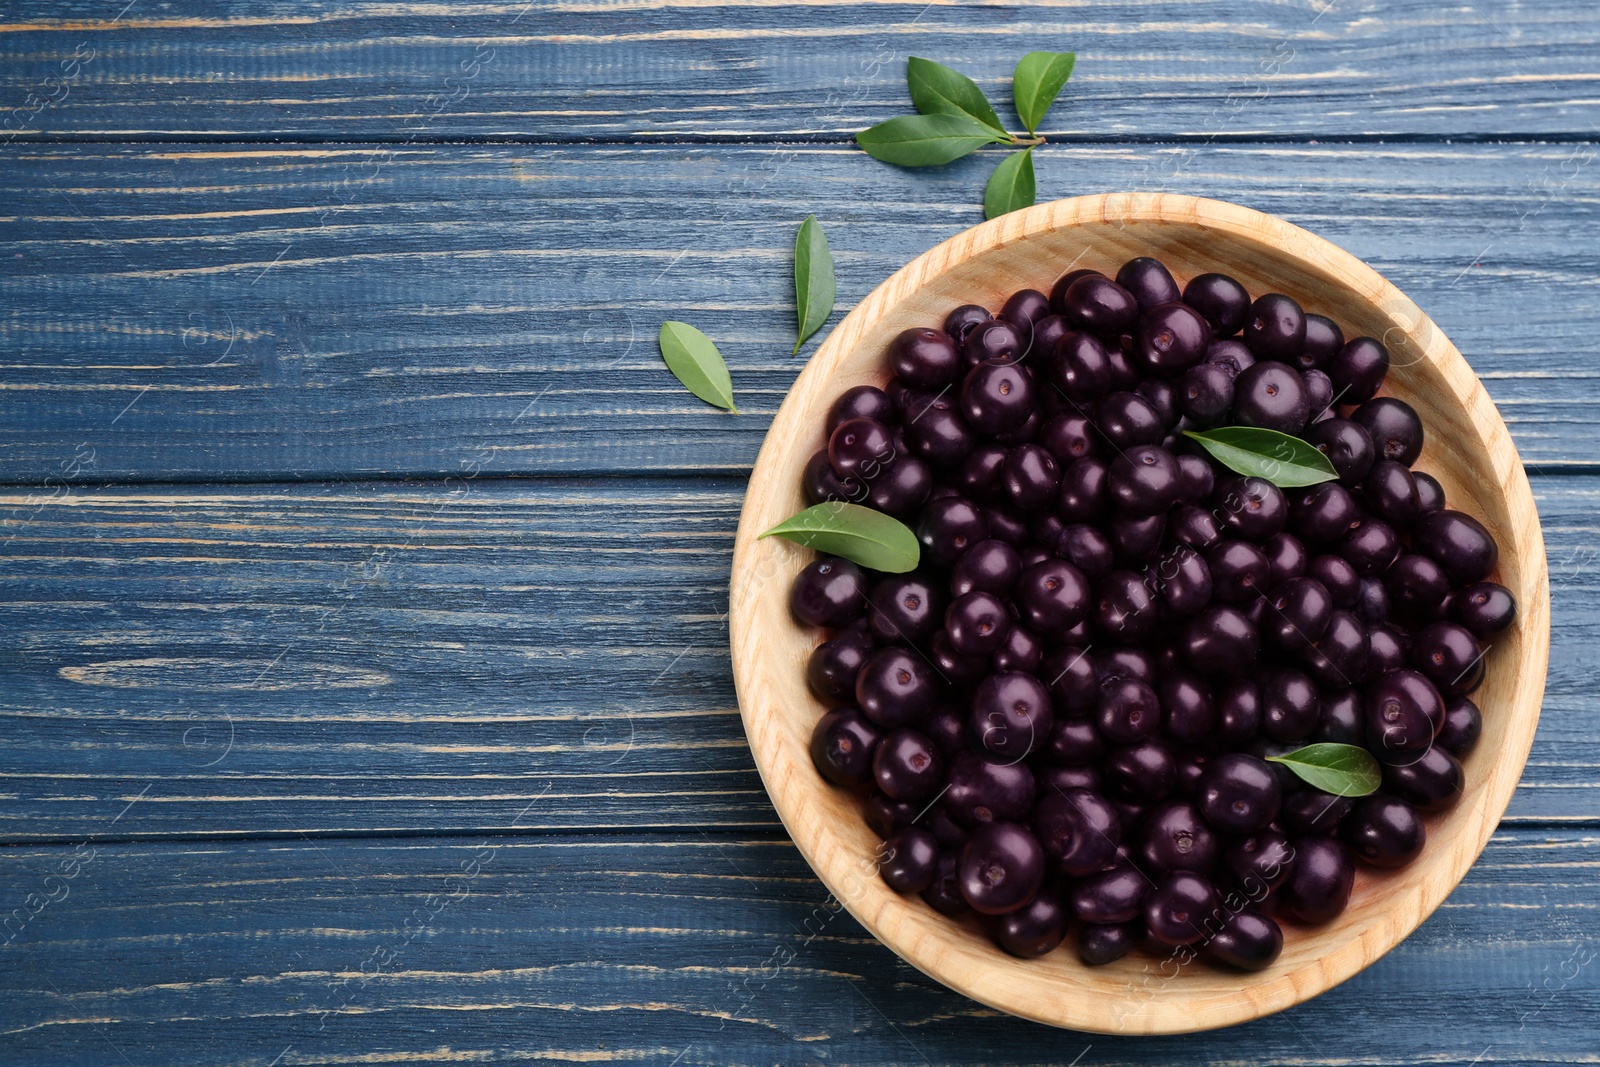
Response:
[1267,743,1383,797]
[906,56,1008,136]
[983,147,1036,220]
[856,113,1009,167]
[759,502,920,573]
[1011,51,1076,135]
[793,215,836,356]
[1183,426,1339,488]
[658,320,736,413]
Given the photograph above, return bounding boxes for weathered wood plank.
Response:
[1,141,1598,483]
[3,0,1599,141]
[0,475,1590,841]
[0,830,1595,1064]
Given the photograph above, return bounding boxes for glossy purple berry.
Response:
[1015,558,1091,635]
[1050,331,1114,403]
[1342,795,1425,867]
[1139,800,1220,874]
[1078,921,1142,965]
[1206,909,1283,970]
[1180,362,1235,425]
[1108,445,1182,517]
[1450,581,1516,638]
[1305,417,1376,487]
[879,827,940,893]
[963,318,1029,368]
[1183,605,1259,679]
[889,327,961,388]
[790,557,866,627]
[1144,872,1220,946]
[1365,668,1444,766]
[1233,360,1310,434]
[1062,274,1139,336]
[828,385,898,433]
[1364,459,1421,528]
[1411,620,1485,695]
[1034,790,1122,876]
[873,728,944,802]
[1243,293,1306,363]
[944,304,991,343]
[810,706,883,787]
[1414,509,1499,585]
[972,671,1054,761]
[959,821,1046,915]
[1198,753,1281,834]
[1003,443,1060,512]
[1134,301,1212,377]
[999,288,1051,329]
[1383,745,1464,813]
[1351,397,1424,466]
[807,630,874,702]
[960,361,1035,436]
[1182,272,1250,337]
[1282,836,1354,923]
[868,574,944,645]
[1436,696,1482,757]
[1328,336,1389,404]
[944,751,1036,827]
[855,647,937,728]
[1097,678,1161,744]
[917,495,988,568]
[1260,667,1321,742]
[1299,314,1345,370]
[1096,390,1166,450]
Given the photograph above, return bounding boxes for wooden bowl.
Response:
[728,193,1549,1034]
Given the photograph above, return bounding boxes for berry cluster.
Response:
[792,256,1515,970]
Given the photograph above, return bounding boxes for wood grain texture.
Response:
[0,475,1594,841]
[0,831,1595,1065]
[3,0,1599,140]
[731,193,1549,1032]
[2,142,1599,482]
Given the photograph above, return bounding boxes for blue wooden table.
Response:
[1,2,1596,1063]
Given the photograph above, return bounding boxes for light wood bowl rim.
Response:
[728,193,1550,1034]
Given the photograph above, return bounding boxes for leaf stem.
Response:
[1011,134,1046,147]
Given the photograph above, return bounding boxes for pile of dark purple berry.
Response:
[791,256,1516,971]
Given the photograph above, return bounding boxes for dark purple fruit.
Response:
[855,647,937,728]
[944,304,992,343]
[917,495,989,568]
[993,890,1068,958]
[972,671,1054,761]
[1117,256,1182,309]
[873,729,943,801]
[1364,668,1444,766]
[1243,293,1306,363]
[810,706,883,787]
[1233,360,1310,434]
[1300,314,1345,370]
[1144,872,1221,946]
[1182,272,1250,337]
[1351,397,1424,466]
[1015,558,1091,635]
[1261,667,1321,743]
[1134,302,1212,377]
[1108,445,1183,517]
[808,630,874,702]
[1223,829,1295,894]
[1097,678,1162,744]
[1070,865,1149,924]
[1328,337,1389,405]
[1078,921,1142,965]
[1051,332,1114,403]
[879,827,941,893]
[829,385,898,433]
[1282,836,1355,923]
[1383,745,1464,813]
[1096,390,1166,450]
[1104,740,1178,804]
[1411,620,1485,695]
[1385,552,1450,619]
[1062,274,1139,336]
[1414,509,1499,585]
[1034,790,1122,876]
[1305,417,1377,487]
[1218,476,1289,542]
[790,557,866,627]
[1182,605,1259,679]
[960,361,1035,436]
[1436,696,1482,757]
[1266,576,1333,651]
[889,328,961,388]
[1058,456,1109,521]
[999,288,1051,329]
[1449,582,1517,638]
[1198,753,1282,834]
[944,751,1037,827]
[868,574,944,645]
[1138,800,1220,874]
[1342,795,1425,867]
[1094,569,1159,640]
[959,821,1046,914]
[1206,909,1283,970]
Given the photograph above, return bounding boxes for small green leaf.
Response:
[759,502,920,573]
[793,215,836,356]
[1267,743,1383,797]
[658,320,736,413]
[907,56,1008,136]
[1011,51,1076,135]
[983,147,1036,220]
[856,113,1009,167]
[1183,426,1339,488]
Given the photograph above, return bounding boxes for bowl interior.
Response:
[729,194,1549,1034]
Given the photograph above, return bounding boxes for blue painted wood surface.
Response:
[1,1,1597,1063]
